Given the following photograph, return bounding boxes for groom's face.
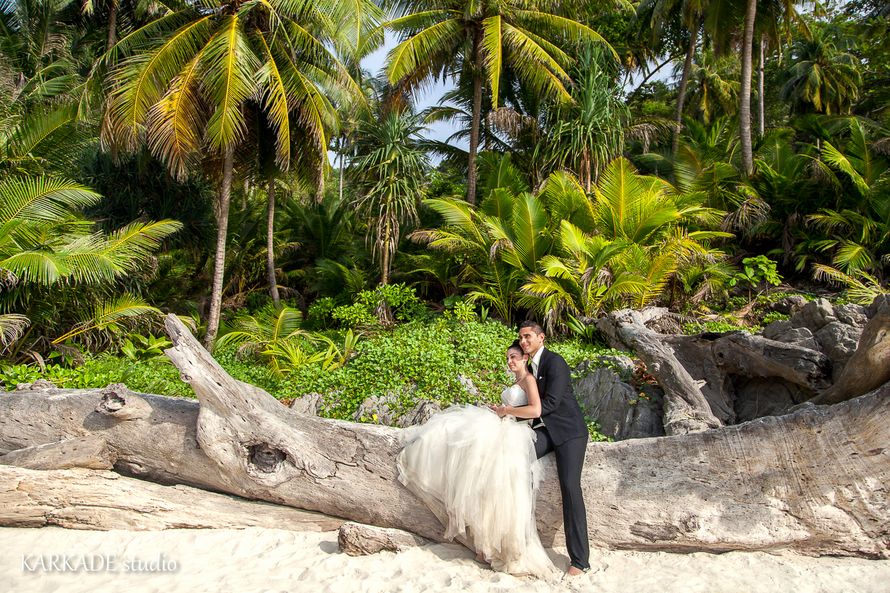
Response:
[518,327,545,357]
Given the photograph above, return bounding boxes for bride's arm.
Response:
[494,375,542,419]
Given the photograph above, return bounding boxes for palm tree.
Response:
[736,0,800,175]
[807,118,889,279]
[351,95,429,287]
[102,0,363,349]
[0,57,181,351]
[545,45,628,191]
[384,0,613,205]
[686,49,739,124]
[781,21,862,116]
[0,175,182,350]
[410,155,558,323]
[638,0,708,156]
[520,160,730,331]
[738,0,757,176]
[217,305,318,375]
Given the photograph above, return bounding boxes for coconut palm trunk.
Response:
[266,176,280,307]
[204,146,234,350]
[581,147,591,192]
[672,26,698,156]
[106,0,118,51]
[739,0,758,176]
[758,34,765,136]
[339,149,345,202]
[467,29,483,206]
[381,213,392,286]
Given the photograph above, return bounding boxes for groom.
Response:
[518,320,590,575]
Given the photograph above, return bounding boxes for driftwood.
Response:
[810,302,890,405]
[596,308,724,434]
[0,434,113,470]
[595,301,888,433]
[0,464,342,531]
[338,522,427,556]
[0,314,887,558]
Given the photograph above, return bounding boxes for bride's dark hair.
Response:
[508,339,524,354]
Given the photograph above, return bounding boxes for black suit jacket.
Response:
[531,348,588,445]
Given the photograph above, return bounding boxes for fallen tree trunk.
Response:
[596,308,723,434]
[0,465,342,531]
[0,314,887,558]
[809,300,890,405]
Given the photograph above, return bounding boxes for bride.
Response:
[396,341,554,577]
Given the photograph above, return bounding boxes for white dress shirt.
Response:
[530,347,544,376]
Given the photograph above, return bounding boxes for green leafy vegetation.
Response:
[0,0,887,435]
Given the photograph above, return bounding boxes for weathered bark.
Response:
[596,308,841,432]
[204,145,234,350]
[596,308,723,435]
[2,377,887,557]
[266,176,280,306]
[757,34,766,137]
[0,465,341,531]
[466,29,483,206]
[739,0,758,176]
[672,26,698,157]
[809,300,890,405]
[338,522,426,556]
[2,315,887,557]
[106,0,118,51]
[162,315,445,537]
[0,435,113,470]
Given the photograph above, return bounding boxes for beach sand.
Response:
[2,526,887,593]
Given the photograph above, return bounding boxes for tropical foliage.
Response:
[1,0,888,419]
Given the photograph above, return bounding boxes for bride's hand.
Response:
[489,404,508,418]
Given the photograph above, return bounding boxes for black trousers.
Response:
[534,427,590,570]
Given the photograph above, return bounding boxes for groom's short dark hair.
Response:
[519,320,545,335]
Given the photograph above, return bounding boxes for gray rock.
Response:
[14,379,58,391]
[815,321,862,378]
[865,294,890,318]
[290,392,323,416]
[791,298,837,333]
[395,401,442,428]
[761,319,792,340]
[457,374,479,398]
[353,394,397,425]
[733,377,805,421]
[573,367,664,440]
[762,324,820,351]
[768,295,808,315]
[834,304,868,327]
[575,355,635,382]
[646,314,683,335]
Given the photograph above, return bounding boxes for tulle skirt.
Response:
[396,405,553,577]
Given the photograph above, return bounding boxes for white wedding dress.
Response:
[396,384,553,577]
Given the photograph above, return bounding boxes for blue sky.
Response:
[361,34,466,149]
[358,35,678,154]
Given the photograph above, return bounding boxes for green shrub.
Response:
[682,319,750,334]
[307,297,339,329]
[332,302,378,328]
[0,355,193,397]
[759,311,790,326]
[331,284,428,328]
[729,255,782,293]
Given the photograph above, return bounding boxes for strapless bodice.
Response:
[500,384,528,407]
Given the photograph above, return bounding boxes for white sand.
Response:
[1,527,888,593]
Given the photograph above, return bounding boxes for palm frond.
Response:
[52,294,162,345]
[0,313,29,350]
[0,177,101,224]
